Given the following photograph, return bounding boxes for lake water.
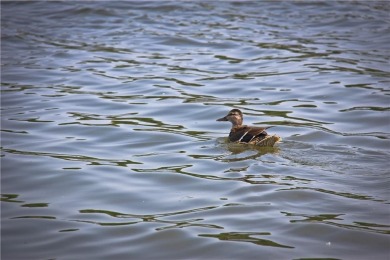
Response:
[1,1,390,259]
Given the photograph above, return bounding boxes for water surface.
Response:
[1,1,390,259]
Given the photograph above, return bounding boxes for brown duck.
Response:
[217,109,281,147]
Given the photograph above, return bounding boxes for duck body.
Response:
[217,109,281,147]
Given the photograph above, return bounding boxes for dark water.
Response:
[1,1,390,259]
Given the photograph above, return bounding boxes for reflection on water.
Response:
[77,208,224,230]
[199,232,294,249]
[219,138,281,156]
[283,211,390,235]
[1,1,390,259]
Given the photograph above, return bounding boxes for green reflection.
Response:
[1,129,28,134]
[214,55,243,64]
[277,187,385,202]
[282,211,344,222]
[282,211,390,235]
[224,142,280,156]
[2,148,142,167]
[132,164,237,182]
[78,206,223,230]
[237,174,308,186]
[354,221,390,229]
[339,106,390,112]
[59,229,79,232]
[0,194,24,203]
[199,232,294,248]
[293,104,317,108]
[21,203,49,208]
[11,216,56,220]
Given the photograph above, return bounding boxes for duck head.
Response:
[217,109,243,126]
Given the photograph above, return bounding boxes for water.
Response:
[1,1,390,259]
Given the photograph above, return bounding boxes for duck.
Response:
[217,108,281,147]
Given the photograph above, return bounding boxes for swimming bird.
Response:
[217,109,281,147]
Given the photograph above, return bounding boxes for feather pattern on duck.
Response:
[217,109,281,147]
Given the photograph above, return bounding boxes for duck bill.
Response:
[217,116,228,121]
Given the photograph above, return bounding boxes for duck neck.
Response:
[230,118,243,127]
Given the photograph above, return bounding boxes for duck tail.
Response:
[256,134,282,147]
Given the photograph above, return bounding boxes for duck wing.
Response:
[229,126,272,143]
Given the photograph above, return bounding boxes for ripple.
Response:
[2,1,389,259]
[199,232,294,249]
